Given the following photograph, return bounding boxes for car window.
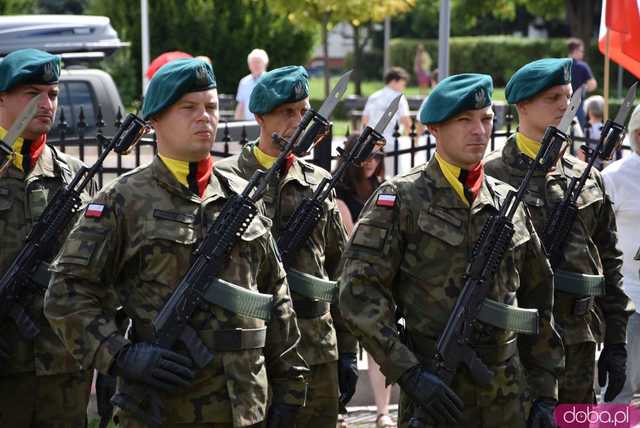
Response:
[50,80,98,139]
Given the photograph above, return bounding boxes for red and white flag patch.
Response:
[85,203,105,218]
[376,194,396,207]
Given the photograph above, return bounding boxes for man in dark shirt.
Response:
[568,38,598,128]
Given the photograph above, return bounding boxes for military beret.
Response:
[249,65,309,115]
[419,73,493,125]
[0,48,61,92]
[143,58,217,120]
[505,58,572,104]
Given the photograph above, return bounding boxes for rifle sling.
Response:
[477,298,539,335]
[287,269,337,303]
[554,270,606,296]
[199,278,273,321]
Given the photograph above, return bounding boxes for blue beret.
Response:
[0,49,61,92]
[419,73,493,125]
[143,58,216,120]
[249,66,309,115]
[506,58,572,104]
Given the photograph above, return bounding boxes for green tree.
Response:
[270,0,415,96]
[0,0,36,13]
[87,0,315,106]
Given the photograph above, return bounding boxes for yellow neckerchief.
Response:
[253,144,278,169]
[0,126,26,171]
[158,153,189,187]
[435,152,468,207]
[515,132,541,160]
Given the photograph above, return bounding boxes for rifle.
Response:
[0,93,42,177]
[408,87,584,428]
[0,113,145,341]
[277,94,401,269]
[111,71,352,428]
[542,82,638,269]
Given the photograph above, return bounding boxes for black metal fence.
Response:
[48,107,631,186]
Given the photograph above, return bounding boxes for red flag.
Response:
[599,0,640,78]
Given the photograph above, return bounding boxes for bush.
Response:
[390,36,610,88]
[344,49,384,80]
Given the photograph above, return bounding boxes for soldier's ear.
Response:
[427,124,439,139]
[254,114,265,127]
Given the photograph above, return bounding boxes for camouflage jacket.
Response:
[216,142,355,367]
[44,155,307,426]
[338,157,564,400]
[485,136,634,345]
[0,144,96,376]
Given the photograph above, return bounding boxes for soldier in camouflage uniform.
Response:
[44,59,308,427]
[484,58,634,404]
[217,66,357,428]
[0,48,96,428]
[339,74,564,428]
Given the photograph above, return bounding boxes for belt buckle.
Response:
[573,296,593,316]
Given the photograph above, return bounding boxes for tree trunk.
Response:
[565,0,597,60]
[322,12,330,98]
[352,23,362,96]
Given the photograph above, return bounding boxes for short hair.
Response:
[248,49,269,65]
[567,38,584,54]
[584,95,604,120]
[384,67,410,84]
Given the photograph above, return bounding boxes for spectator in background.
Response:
[601,103,640,408]
[568,38,598,128]
[362,67,411,148]
[413,44,432,95]
[234,48,269,120]
[334,134,395,428]
[579,95,606,169]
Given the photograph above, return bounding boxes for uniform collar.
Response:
[2,144,59,181]
[501,134,565,178]
[151,154,226,204]
[238,140,312,189]
[423,157,496,212]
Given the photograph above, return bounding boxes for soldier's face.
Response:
[428,106,494,169]
[255,98,310,151]
[0,84,58,140]
[517,84,572,134]
[152,89,219,161]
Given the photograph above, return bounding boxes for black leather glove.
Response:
[398,365,464,426]
[266,403,300,428]
[0,336,9,363]
[527,398,557,428]
[113,342,195,393]
[338,352,359,411]
[96,372,116,428]
[598,343,627,402]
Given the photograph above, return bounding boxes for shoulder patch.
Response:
[85,203,105,218]
[376,194,396,207]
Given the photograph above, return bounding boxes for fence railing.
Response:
[48,106,631,186]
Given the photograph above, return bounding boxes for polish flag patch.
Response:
[376,194,396,207]
[85,203,105,218]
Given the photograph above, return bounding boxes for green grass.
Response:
[308,76,507,101]
[88,418,116,428]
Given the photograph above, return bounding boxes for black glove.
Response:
[0,336,9,363]
[398,365,464,426]
[527,398,557,428]
[266,403,300,428]
[113,342,195,393]
[338,352,359,411]
[598,343,627,402]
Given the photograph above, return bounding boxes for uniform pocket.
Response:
[418,208,465,246]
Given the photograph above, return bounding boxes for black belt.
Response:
[132,321,266,352]
[409,331,518,367]
[291,296,330,319]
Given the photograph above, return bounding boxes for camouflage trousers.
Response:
[116,416,261,428]
[398,355,528,428]
[558,341,597,404]
[0,369,92,428]
[295,360,339,428]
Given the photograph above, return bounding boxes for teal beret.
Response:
[506,58,572,104]
[0,49,61,92]
[249,65,309,115]
[143,58,216,120]
[419,73,493,125]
